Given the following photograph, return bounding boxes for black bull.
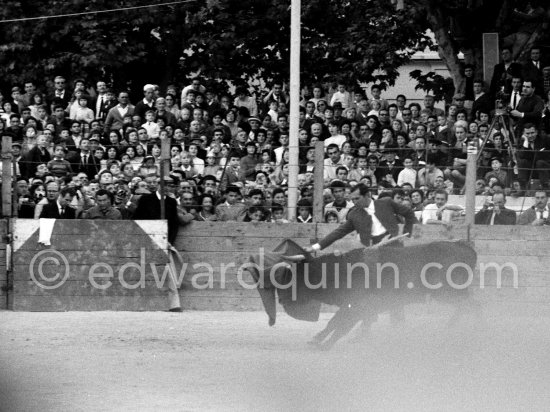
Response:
[247,239,480,348]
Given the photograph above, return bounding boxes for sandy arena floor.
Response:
[1,310,549,412]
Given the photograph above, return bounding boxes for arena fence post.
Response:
[2,135,13,218]
[159,137,171,220]
[313,141,324,222]
[464,143,477,226]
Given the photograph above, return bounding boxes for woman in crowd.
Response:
[29,93,47,118]
[102,146,120,169]
[194,193,218,221]
[124,146,141,172]
[165,94,181,121]
[222,109,239,139]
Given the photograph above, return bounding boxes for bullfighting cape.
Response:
[247,239,322,326]
[247,239,477,326]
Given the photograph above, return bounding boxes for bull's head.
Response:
[247,239,320,326]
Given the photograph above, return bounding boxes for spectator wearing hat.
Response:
[483,156,508,188]
[134,84,156,120]
[324,180,354,222]
[11,141,23,178]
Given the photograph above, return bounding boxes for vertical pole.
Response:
[464,144,477,225]
[312,141,324,222]
[159,137,172,220]
[2,135,13,217]
[287,0,301,221]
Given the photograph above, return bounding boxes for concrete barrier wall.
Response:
[7,220,550,314]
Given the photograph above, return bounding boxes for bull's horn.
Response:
[282,254,306,262]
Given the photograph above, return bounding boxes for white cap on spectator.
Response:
[143,84,155,92]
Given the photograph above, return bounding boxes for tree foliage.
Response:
[0,0,546,98]
[407,0,549,93]
[0,0,431,95]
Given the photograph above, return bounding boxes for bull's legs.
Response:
[308,317,337,345]
[317,306,364,350]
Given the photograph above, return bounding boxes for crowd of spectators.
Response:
[3,45,550,226]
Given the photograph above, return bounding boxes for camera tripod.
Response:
[476,110,519,176]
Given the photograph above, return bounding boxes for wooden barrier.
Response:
[0,220,8,309]
[6,219,550,315]
[175,222,550,316]
[11,219,171,311]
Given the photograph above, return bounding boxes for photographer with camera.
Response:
[475,192,517,225]
[517,190,550,226]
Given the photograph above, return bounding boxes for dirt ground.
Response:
[1,309,550,412]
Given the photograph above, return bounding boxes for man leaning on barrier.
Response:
[474,192,517,225]
[79,189,122,220]
[517,190,550,226]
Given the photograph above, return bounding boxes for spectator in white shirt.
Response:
[141,110,160,139]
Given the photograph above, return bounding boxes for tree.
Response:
[184,0,432,91]
[401,0,549,95]
[0,0,199,96]
[0,0,432,95]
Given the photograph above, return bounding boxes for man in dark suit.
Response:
[133,175,182,245]
[133,175,184,312]
[516,123,550,189]
[47,76,72,109]
[306,183,415,252]
[68,137,100,180]
[306,182,415,331]
[522,47,545,98]
[21,134,51,179]
[93,84,117,121]
[510,80,545,135]
[475,192,517,225]
[489,47,523,98]
[39,187,77,219]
